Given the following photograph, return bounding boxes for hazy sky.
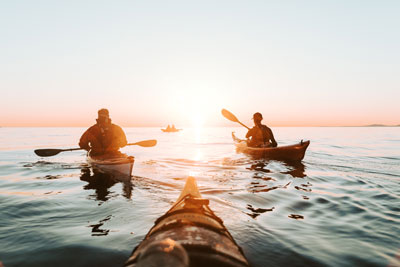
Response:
[1,1,399,127]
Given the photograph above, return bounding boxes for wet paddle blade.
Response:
[34,149,63,157]
[221,109,239,123]
[128,139,157,147]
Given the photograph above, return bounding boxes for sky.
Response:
[1,0,399,127]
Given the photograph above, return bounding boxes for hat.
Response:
[253,112,263,120]
[98,108,109,118]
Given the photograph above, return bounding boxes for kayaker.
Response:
[79,109,128,156]
[246,112,278,148]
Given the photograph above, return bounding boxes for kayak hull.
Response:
[161,129,181,132]
[232,132,310,162]
[87,153,134,177]
[125,177,249,266]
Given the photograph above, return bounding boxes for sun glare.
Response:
[160,85,229,130]
[192,113,205,129]
[175,89,222,127]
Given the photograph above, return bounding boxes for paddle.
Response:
[127,139,157,147]
[34,139,157,157]
[221,109,250,130]
[34,148,82,157]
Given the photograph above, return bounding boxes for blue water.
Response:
[0,127,399,266]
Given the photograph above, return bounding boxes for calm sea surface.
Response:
[0,127,399,267]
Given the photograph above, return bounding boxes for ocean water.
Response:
[0,127,399,267]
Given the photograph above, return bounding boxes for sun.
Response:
[164,85,229,129]
[175,94,210,128]
[191,112,205,129]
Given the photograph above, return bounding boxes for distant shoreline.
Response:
[298,125,400,127]
[358,124,400,127]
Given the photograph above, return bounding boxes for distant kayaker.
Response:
[246,112,277,148]
[79,109,128,156]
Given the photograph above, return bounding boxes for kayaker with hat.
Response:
[246,112,277,148]
[79,109,128,156]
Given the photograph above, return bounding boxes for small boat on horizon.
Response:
[161,124,181,132]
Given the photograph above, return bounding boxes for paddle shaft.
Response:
[62,148,83,152]
[238,121,250,130]
[34,139,157,157]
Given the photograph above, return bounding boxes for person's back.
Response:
[246,112,277,148]
[79,109,127,156]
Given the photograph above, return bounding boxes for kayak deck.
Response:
[232,132,310,161]
[125,177,249,267]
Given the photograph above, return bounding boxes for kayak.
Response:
[87,153,134,177]
[232,132,310,162]
[125,177,249,267]
[161,128,181,132]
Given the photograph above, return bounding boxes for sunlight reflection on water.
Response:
[0,127,399,267]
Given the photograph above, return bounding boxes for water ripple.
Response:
[1,127,399,267]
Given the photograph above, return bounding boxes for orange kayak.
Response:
[232,132,310,161]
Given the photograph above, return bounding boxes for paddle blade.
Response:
[34,149,62,157]
[128,139,157,147]
[221,109,239,123]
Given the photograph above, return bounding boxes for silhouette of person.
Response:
[246,112,277,148]
[79,109,127,156]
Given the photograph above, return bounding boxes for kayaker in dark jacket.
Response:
[246,112,277,148]
[79,109,128,156]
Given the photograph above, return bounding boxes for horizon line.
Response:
[1,124,399,128]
